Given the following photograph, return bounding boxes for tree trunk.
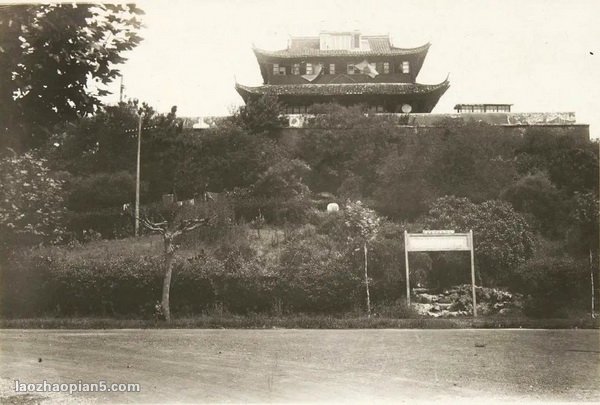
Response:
[162,234,175,322]
[364,242,371,318]
[590,249,596,319]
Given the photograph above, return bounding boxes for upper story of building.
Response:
[252,31,430,86]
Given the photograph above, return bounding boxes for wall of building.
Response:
[285,112,579,126]
[278,117,590,152]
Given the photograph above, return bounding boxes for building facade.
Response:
[454,104,512,113]
[235,31,450,113]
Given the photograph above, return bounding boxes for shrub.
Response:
[0,152,66,250]
[422,196,535,285]
[66,207,133,240]
[67,171,135,212]
[277,229,361,313]
[511,257,592,318]
[232,196,311,225]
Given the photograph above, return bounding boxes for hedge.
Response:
[0,250,363,318]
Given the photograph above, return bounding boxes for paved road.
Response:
[0,329,598,403]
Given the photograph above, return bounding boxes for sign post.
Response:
[469,230,477,317]
[404,230,477,317]
[404,230,411,306]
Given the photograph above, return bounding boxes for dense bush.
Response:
[510,256,593,318]
[0,152,66,250]
[66,207,133,240]
[422,196,535,285]
[67,171,136,212]
[0,213,409,318]
[277,227,361,313]
[232,195,311,225]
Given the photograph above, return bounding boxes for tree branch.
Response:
[182,218,211,233]
[124,207,167,234]
[140,217,167,234]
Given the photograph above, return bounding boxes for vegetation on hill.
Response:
[0,3,597,321]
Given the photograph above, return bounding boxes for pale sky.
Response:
[103,0,600,138]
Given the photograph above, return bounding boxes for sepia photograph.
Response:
[0,0,598,403]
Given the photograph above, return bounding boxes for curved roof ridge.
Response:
[389,42,431,52]
[235,79,450,97]
[252,43,432,58]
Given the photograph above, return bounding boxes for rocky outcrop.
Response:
[413,285,523,317]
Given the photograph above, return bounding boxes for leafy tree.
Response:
[567,191,599,257]
[253,159,311,199]
[232,95,287,137]
[67,171,135,212]
[514,127,585,175]
[422,196,535,285]
[566,190,600,316]
[177,126,280,195]
[424,122,519,203]
[49,100,147,174]
[49,101,182,199]
[500,172,566,238]
[0,151,66,250]
[548,148,598,194]
[372,121,520,220]
[0,4,143,151]
[299,103,396,195]
[373,140,435,220]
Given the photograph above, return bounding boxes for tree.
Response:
[548,148,599,194]
[567,191,600,317]
[176,125,280,195]
[131,202,214,322]
[343,201,382,317]
[49,100,149,175]
[423,196,534,285]
[373,144,435,220]
[0,151,66,250]
[500,172,566,238]
[0,4,143,151]
[232,95,287,137]
[299,103,396,195]
[253,159,311,199]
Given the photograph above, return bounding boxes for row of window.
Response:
[273,61,410,76]
[285,105,387,114]
[456,105,511,113]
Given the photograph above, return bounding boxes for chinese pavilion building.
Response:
[235,30,450,114]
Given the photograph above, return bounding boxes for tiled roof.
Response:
[235,80,449,97]
[253,41,431,58]
[289,37,319,50]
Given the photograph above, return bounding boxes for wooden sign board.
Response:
[405,233,471,252]
[404,230,478,317]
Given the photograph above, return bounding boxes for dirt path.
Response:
[1,329,598,403]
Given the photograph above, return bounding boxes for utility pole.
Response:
[135,111,143,237]
[119,75,124,103]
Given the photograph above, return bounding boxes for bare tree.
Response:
[343,201,381,318]
[127,201,212,322]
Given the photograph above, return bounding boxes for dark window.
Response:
[383,62,390,74]
[329,63,335,74]
[292,64,300,75]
